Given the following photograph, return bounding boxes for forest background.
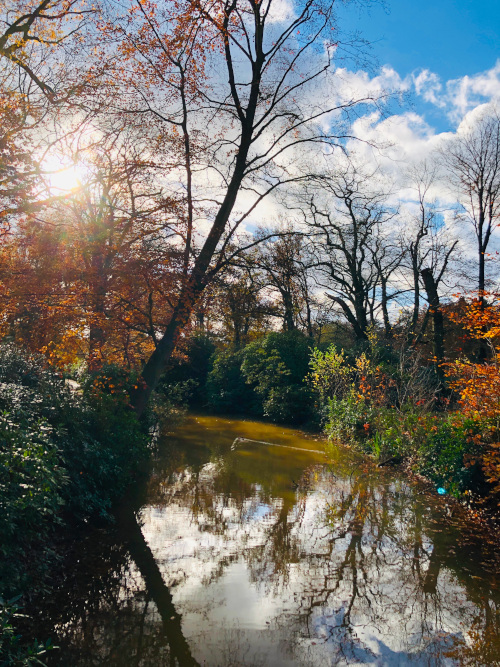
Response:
[1,0,500,661]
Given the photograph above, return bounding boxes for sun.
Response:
[43,157,87,195]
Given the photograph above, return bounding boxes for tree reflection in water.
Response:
[37,416,499,666]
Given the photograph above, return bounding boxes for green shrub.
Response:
[150,379,198,432]
[325,387,483,496]
[368,405,429,460]
[162,333,215,406]
[241,331,313,424]
[65,364,150,518]
[0,347,151,598]
[206,349,260,415]
[0,598,55,666]
[0,414,66,595]
[325,389,373,448]
[415,416,482,496]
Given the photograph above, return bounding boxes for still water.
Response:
[41,415,500,665]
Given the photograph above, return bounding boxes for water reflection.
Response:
[41,416,499,665]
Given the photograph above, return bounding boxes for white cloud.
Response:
[412,69,445,107]
[345,111,446,187]
[409,60,500,122]
[446,60,500,121]
[329,65,410,105]
[263,0,295,24]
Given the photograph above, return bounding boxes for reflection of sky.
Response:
[52,417,499,665]
[137,448,484,666]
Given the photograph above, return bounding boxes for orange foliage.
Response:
[446,295,500,494]
[0,139,182,370]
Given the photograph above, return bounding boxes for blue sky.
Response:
[336,0,500,132]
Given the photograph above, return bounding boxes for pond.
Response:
[37,415,500,665]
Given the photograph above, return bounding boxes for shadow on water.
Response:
[32,415,500,666]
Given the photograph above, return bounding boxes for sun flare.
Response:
[43,159,87,195]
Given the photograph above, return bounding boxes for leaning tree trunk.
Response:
[130,286,197,416]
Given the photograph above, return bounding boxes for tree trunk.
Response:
[326,294,368,341]
[130,107,255,415]
[88,291,107,370]
[411,257,420,338]
[420,268,445,385]
[380,277,392,338]
[131,283,199,416]
[282,290,295,331]
[479,240,486,302]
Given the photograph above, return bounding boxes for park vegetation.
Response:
[1,0,500,661]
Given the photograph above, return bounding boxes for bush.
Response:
[325,389,373,448]
[162,333,216,406]
[0,347,150,599]
[0,413,66,595]
[241,331,313,424]
[206,348,260,415]
[415,416,483,496]
[313,336,488,497]
[75,364,150,518]
[0,598,55,666]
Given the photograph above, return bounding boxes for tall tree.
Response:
[402,163,458,348]
[299,162,396,340]
[99,0,379,414]
[212,266,275,347]
[440,109,500,302]
[252,227,311,333]
[0,132,179,368]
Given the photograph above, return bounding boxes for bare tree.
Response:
[249,225,316,334]
[371,232,403,338]
[401,163,458,354]
[299,162,397,340]
[212,265,275,347]
[439,109,500,301]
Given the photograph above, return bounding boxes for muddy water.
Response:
[42,415,500,666]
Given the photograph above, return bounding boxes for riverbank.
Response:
[169,329,499,506]
[2,328,499,663]
[0,348,152,665]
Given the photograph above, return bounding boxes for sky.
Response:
[336,0,500,133]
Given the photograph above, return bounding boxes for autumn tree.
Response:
[0,0,99,227]
[63,133,183,367]
[0,214,85,363]
[446,295,500,495]
[95,0,380,414]
[1,129,181,368]
[0,0,92,95]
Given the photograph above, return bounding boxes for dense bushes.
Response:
[162,333,216,407]
[162,322,499,500]
[206,331,313,424]
[0,598,55,666]
[206,348,260,415]
[0,412,66,595]
[309,337,488,498]
[0,346,150,600]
